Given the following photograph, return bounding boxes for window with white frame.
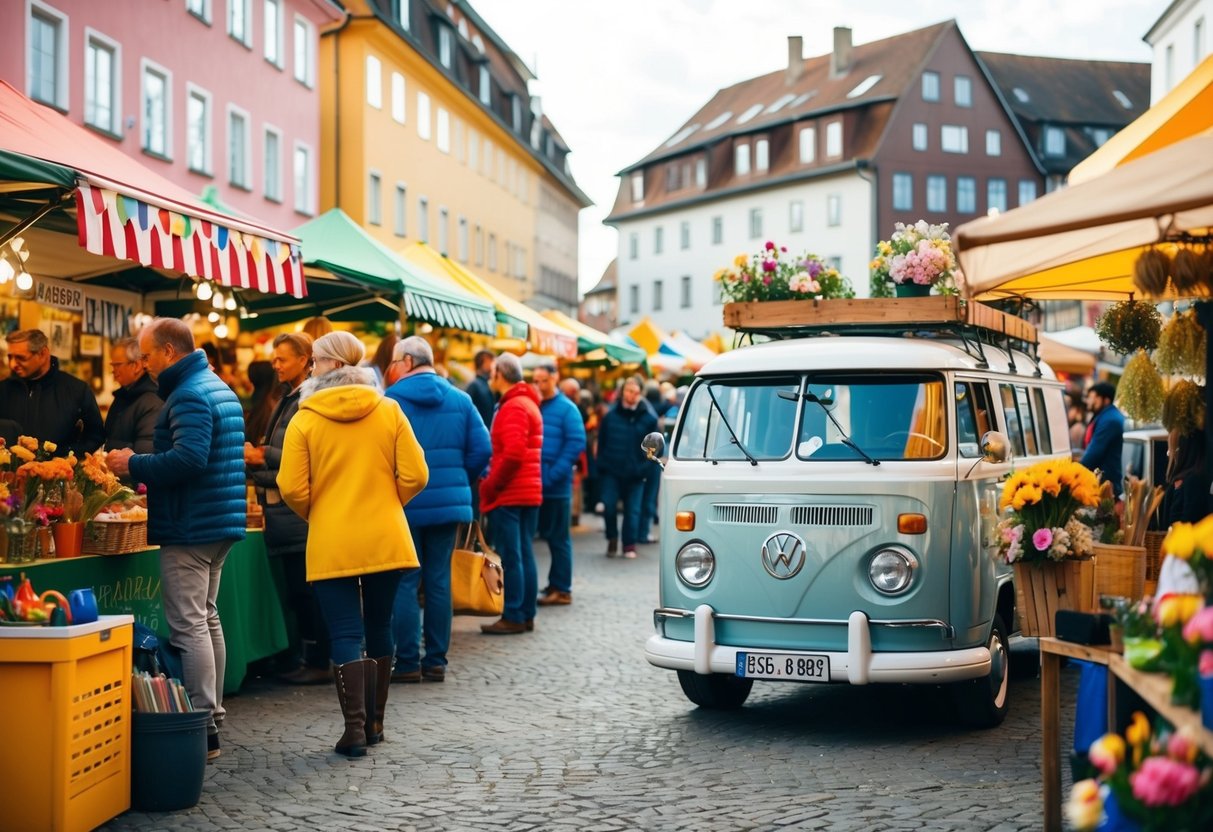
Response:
[956,176,975,213]
[142,62,171,157]
[954,75,972,107]
[454,119,463,163]
[438,25,453,69]
[228,107,251,188]
[680,221,690,250]
[418,197,429,243]
[293,16,314,87]
[84,30,120,134]
[628,232,638,260]
[390,73,405,123]
[264,0,283,67]
[892,173,913,211]
[1196,18,1206,63]
[417,91,431,140]
[712,216,723,245]
[628,285,640,315]
[1018,179,1037,206]
[264,127,282,201]
[474,224,482,265]
[488,232,497,271]
[458,216,468,261]
[436,108,450,153]
[366,56,382,108]
[680,275,692,309]
[754,138,769,172]
[985,129,1001,156]
[921,71,940,101]
[1044,126,1065,157]
[695,157,707,188]
[912,122,927,151]
[926,175,947,212]
[367,172,381,225]
[825,121,842,158]
[187,0,211,24]
[479,64,491,105]
[987,178,1007,213]
[941,125,968,153]
[789,200,804,232]
[1166,44,1175,90]
[799,125,816,163]
[654,226,664,255]
[630,172,643,203]
[390,0,408,30]
[186,86,211,174]
[482,138,492,176]
[826,194,841,226]
[653,279,664,312]
[228,0,251,46]
[293,142,313,214]
[394,184,406,236]
[735,143,750,175]
[511,95,521,132]
[468,128,478,169]
[749,207,763,238]
[29,2,68,109]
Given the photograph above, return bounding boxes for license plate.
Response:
[736,651,830,681]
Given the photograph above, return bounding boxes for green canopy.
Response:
[0,149,77,189]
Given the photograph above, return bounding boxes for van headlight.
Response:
[868,546,918,595]
[676,542,715,588]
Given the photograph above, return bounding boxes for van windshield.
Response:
[673,373,948,462]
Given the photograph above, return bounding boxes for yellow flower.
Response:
[1156,593,1202,628]
[0,448,9,466]
[1011,483,1043,511]
[1193,515,1213,559]
[733,254,748,268]
[11,445,35,462]
[42,441,57,453]
[1064,780,1102,831]
[1039,473,1062,497]
[1164,523,1198,560]
[0,482,8,501]
[1126,711,1150,765]
[18,435,38,451]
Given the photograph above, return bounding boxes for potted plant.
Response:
[870,220,960,298]
[715,241,855,303]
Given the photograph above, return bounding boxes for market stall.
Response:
[539,309,648,366]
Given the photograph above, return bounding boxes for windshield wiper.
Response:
[705,383,757,466]
[799,390,881,466]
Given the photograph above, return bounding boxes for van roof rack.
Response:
[723,297,1040,374]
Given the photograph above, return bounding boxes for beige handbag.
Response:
[450,522,505,616]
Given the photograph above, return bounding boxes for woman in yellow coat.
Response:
[278,331,428,758]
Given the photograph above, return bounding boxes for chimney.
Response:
[830,26,852,78]
[786,36,804,85]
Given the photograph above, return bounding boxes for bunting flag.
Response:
[75,181,306,298]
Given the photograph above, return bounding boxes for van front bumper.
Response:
[645,604,990,685]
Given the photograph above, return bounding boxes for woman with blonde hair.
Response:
[278,331,429,757]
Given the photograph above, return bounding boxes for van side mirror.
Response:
[980,431,1010,464]
[641,432,666,468]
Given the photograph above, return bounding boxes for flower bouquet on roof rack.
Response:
[996,457,1102,637]
[715,241,855,304]
[870,220,961,298]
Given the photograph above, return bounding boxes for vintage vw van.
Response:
[644,323,1069,727]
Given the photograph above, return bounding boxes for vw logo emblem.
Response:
[761,531,807,579]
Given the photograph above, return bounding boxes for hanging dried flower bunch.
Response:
[1170,248,1204,295]
[1153,307,1207,376]
[1162,379,1205,436]
[1132,248,1171,297]
[1094,300,1163,355]
[1116,349,1166,423]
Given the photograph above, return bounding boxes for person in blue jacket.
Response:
[597,376,660,558]
[533,362,587,606]
[107,317,246,762]
[1081,381,1125,500]
[386,336,491,682]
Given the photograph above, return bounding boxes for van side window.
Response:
[1032,387,1056,453]
[1015,386,1040,455]
[999,384,1027,458]
[955,381,994,458]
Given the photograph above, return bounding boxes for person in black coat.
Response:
[0,329,104,455]
[466,349,496,429]
[597,376,660,558]
[1163,428,1211,526]
[103,336,163,455]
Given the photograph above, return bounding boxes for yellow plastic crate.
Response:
[0,616,133,832]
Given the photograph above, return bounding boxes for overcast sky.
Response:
[472,0,1164,295]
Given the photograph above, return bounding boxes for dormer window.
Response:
[735,142,751,176]
[630,172,644,203]
[1044,126,1065,157]
[754,137,769,172]
[438,25,453,69]
[511,95,522,132]
[846,74,882,99]
[478,64,490,105]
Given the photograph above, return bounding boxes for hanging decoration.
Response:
[1155,307,1207,376]
[1162,379,1205,436]
[1116,350,1166,424]
[1094,300,1162,355]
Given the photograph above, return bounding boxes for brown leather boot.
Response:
[332,659,369,758]
[365,656,392,746]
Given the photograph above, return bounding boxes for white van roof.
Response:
[700,335,1058,380]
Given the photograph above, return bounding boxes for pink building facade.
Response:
[2,0,344,232]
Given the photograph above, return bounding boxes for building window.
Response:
[84,32,119,134]
[479,64,491,106]
[1044,126,1065,157]
[468,128,478,169]
[264,0,283,67]
[1018,179,1037,206]
[986,129,1001,156]
[654,226,664,255]
[799,126,816,162]
[417,91,431,140]
[390,0,409,31]
[987,178,1008,214]
[653,280,664,312]
[228,107,251,188]
[921,71,940,101]
[511,95,521,132]
[186,0,211,24]
[825,121,842,158]
[1196,17,1206,63]
[186,87,211,174]
[474,223,482,265]
[394,184,406,236]
[418,198,429,244]
[754,138,769,172]
[390,73,405,123]
[141,62,171,157]
[293,142,313,215]
[458,216,468,261]
[735,143,750,176]
[712,216,723,245]
[695,157,707,188]
[749,208,762,239]
[954,75,972,107]
[228,0,251,46]
[629,285,640,315]
[488,232,497,271]
[631,172,643,203]
[680,221,690,250]
[912,122,927,151]
[789,200,804,232]
[482,138,492,176]
[956,176,975,213]
[1166,44,1175,90]
[366,56,382,108]
[926,175,947,212]
[892,173,913,211]
[1089,127,1111,147]
[826,194,841,226]
[29,3,68,109]
[264,127,282,201]
[365,172,381,225]
[437,108,450,153]
[629,232,638,260]
[941,125,968,153]
[680,275,692,309]
[438,25,453,69]
[293,16,314,87]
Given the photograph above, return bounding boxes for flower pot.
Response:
[52,521,85,559]
[894,282,932,297]
[1013,558,1097,638]
[37,527,52,559]
[5,528,40,564]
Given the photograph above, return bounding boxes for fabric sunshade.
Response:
[540,309,647,364]
[0,81,305,296]
[1038,334,1096,375]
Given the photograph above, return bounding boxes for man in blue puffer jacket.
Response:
[107,317,245,761]
[533,362,586,606]
[386,336,491,682]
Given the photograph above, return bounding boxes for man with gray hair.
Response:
[107,318,246,762]
[0,328,104,454]
[104,336,163,454]
[386,336,491,679]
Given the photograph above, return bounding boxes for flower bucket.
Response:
[5,528,40,564]
[1092,543,1146,601]
[1013,558,1097,637]
[894,283,932,298]
[51,521,85,559]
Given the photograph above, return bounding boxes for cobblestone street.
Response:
[104,519,1073,832]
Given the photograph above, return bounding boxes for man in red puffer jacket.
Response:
[479,352,543,635]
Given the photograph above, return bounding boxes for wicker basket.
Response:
[1143,530,1167,583]
[1092,543,1146,600]
[82,519,148,555]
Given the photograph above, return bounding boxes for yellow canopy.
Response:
[399,243,578,358]
[627,316,670,355]
[1068,55,1213,184]
[1038,334,1096,376]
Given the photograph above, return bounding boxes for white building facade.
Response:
[1145,0,1211,103]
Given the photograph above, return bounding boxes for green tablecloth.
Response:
[0,531,287,694]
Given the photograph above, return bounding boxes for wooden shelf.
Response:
[1109,653,1213,756]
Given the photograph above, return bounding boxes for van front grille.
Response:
[789,505,874,526]
[711,504,779,525]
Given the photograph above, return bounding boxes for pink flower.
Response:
[762,274,772,285]
[780,246,787,253]
[765,241,776,251]
[1200,649,1213,676]
[762,259,777,273]
[1130,756,1200,807]
[1032,527,1054,551]
[1182,606,1213,645]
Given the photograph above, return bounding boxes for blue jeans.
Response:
[640,467,660,540]
[490,505,538,624]
[600,474,644,548]
[392,522,458,672]
[539,498,573,593]
[312,570,404,665]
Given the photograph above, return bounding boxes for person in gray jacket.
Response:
[103,336,163,455]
